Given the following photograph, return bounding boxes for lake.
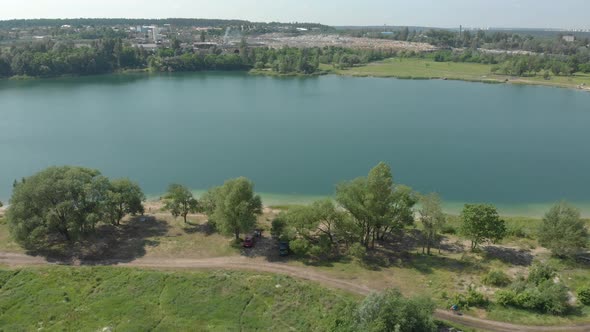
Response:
[1,72,589,216]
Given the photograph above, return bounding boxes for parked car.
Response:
[243,236,254,248]
[279,241,289,256]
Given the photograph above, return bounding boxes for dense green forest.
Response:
[0,38,394,77]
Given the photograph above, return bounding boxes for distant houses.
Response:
[563,35,575,42]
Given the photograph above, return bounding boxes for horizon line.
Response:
[0,17,588,32]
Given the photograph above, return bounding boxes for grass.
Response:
[1,211,589,326]
[324,58,590,90]
[0,267,355,331]
[142,215,238,259]
[0,218,23,253]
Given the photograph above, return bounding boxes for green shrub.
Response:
[506,224,527,238]
[577,286,590,306]
[466,287,488,307]
[450,287,488,309]
[354,289,437,332]
[440,224,456,235]
[496,275,570,315]
[527,263,556,285]
[348,243,367,261]
[271,218,286,239]
[308,245,324,258]
[495,290,516,306]
[482,270,511,287]
[290,238,310,256]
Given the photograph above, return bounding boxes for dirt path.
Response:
[0,252,588,332]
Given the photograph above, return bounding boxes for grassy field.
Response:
[0,267,355,331]
[324,58,590,90]
[1,210,589,326]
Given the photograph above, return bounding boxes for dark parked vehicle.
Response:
[279,241,289,256]
[243,236,254,248]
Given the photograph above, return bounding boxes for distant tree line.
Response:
[426,49,590,76]
[0,19,333,33]
[0,39,149,77]
[347,27,590,56]
[0,38,395,78]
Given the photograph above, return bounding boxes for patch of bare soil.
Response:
[248,33,437,51]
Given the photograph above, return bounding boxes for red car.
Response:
[243,236,254,248]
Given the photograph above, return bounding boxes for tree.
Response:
[419,193,446,255]
[163,184,199,223]
[336,162,416,249]
[460,204,506,250]
[103,179,145,225]
[208,177,262,240]
[7,166,110,248]
[539,202,588,258]
[200,31,206,42]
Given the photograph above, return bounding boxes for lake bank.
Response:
[323,58,590,92]
[3,57,590,92]
[143,191,590,218]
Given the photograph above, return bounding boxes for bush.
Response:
[348,243,367,261]
[450,286,488,309]
[290,238,310,256]
[270,218,286,239]
[527,264,555,285]
[496,268,570,315]
[577,286,590,306]
[506,224,527,238]
[495,289,517,306]
[440,224,457,235]
[355,289,437,332]
[466,287,488,307]
[482,270,511,287]
[308,245,324,258]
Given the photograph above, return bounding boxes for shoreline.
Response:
[143,191,590,218]
[2,64,590,93]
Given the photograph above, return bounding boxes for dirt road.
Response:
[0,252,588,332]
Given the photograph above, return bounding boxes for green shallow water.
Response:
[2,72,590,217]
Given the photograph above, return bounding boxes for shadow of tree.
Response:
[183,220,216,236]
[27,216,170,265]
[400,253,484,275]
[483,245,534,266]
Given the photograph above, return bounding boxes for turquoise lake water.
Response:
[1,72,589,216]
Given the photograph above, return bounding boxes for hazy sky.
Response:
[0,0,588,29]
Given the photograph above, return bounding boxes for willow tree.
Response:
[336,162,417,249]
[418,193,446,255]
[7,166,110,248]
[163,184,199,223]
[208,177,262,240]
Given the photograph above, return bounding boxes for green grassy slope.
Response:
[0,267,354,331]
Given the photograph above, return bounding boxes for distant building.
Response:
[563,35,575,42]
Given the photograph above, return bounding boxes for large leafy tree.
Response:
[7,166,110,248]
[460,204,506,250]
[419,193,446,255]
[275,199,345,253]
[163,184,199,223]
[103,179,145,225]
[539,202,588,258]
[336,162,416,249]
[208,177,262,240]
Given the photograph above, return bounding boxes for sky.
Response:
[0,0,588,30]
